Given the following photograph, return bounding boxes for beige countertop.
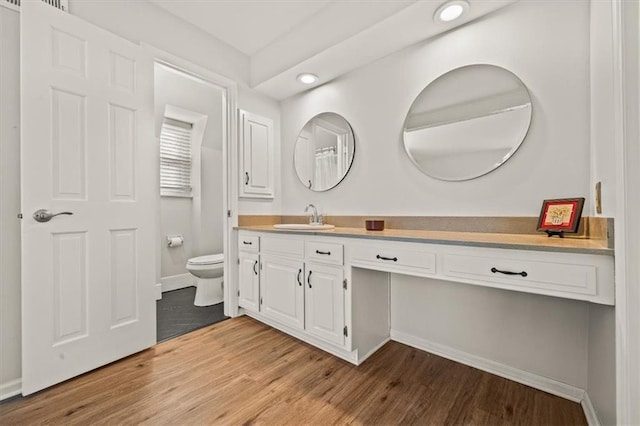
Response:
[236,225,613,256]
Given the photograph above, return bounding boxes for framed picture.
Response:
[537,198,585,236]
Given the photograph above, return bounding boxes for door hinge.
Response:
[237,290,240,297]
[343,278,347,290]
[260,297,263,305]
[343,326,348,337]
[237,258,240,265]
[17,213,23,219]
[227,210,232,218]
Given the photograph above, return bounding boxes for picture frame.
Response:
[537,197,585,237]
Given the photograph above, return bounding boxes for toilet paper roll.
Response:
[167,236,184,248]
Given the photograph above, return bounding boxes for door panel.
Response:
[239,110,274,198]
[21,1,156,395]
[239,253,260,313]
[260,255,304,329]
[305,263,345,346]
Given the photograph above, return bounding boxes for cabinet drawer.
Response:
[306,241,343,266]
[238,234,259,252]
[442,254,597,297]
[261,235,304,258]
[350,244,436,275]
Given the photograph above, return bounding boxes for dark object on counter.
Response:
[366,220,385,231]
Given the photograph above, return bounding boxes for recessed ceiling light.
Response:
[434,0,469,23]
[297,73,318,84]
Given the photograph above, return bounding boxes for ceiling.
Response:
[149,0,518,100]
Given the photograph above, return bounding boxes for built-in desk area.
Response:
[235,223,614,368]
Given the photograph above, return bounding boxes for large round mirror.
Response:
[403,64,532,181]
[294,112,355,191]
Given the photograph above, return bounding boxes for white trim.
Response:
[142,43,239,319]
[0,378,22,401]
[390,329,586,403]
[160,273,195,293]
[582,392,602,426]
[155,283,162,300]
[612,0,640,423]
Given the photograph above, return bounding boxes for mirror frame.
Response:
[294,112,356,192]
[402,64,532,182]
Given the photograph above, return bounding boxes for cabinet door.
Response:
[305,263,345,346]
[239,110,274,198]
[260,255,304,329]
[238,253,260,313]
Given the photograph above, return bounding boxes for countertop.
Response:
[236,225,613,256]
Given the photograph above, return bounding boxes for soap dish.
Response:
[365,219,385,231]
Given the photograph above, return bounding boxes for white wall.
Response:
[0,5,21,397]
[155,65,224,279]
[391,275,589,388]
[280,1,592,216]
[587,304,616,425]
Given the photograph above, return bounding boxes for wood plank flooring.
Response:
[0,316,586,425]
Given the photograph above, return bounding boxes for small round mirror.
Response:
[294,112,355,191]
[403,64,532,181]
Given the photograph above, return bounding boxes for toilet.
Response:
[186,254,224,306]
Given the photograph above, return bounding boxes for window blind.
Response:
[160,117,193,197]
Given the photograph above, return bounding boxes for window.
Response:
[160,117,193,197]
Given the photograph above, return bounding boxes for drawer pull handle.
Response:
[491,267,528,277]
[315,250,331,256]
[307,270,312,288]
[297,268,302,286]
[245,172,250,185]
[253,260,258,275]
[243,241,253,245]
[376,255,398,262]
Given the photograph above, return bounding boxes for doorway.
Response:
[146,46,239,342]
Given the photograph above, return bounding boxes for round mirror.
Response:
[294,112,355,191]
[403,64,532,181]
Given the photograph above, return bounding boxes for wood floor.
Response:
[0,316,586,425]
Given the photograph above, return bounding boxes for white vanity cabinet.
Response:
[237,228,614,367]
[238,231,352,357]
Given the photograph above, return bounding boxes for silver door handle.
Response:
[33,209,73,223]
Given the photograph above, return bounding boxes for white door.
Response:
[239,110,274,198]
[238,252,260,313]
[305,263,345,346]
[260,255,304,329]
[21,1,156,395]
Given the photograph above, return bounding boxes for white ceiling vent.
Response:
[3,0,69,12]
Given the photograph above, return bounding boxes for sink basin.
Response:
[273,223,335,230]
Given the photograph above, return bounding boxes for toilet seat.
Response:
[187,254,224,266]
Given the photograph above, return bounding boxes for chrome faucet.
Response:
[304,204,322,224]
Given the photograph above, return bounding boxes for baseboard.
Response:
[161,273,195,293]
[581,392,601,426]
[390,329,586,403]
[0,378,22,401]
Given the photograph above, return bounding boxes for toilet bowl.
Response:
[186,254,224,306]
